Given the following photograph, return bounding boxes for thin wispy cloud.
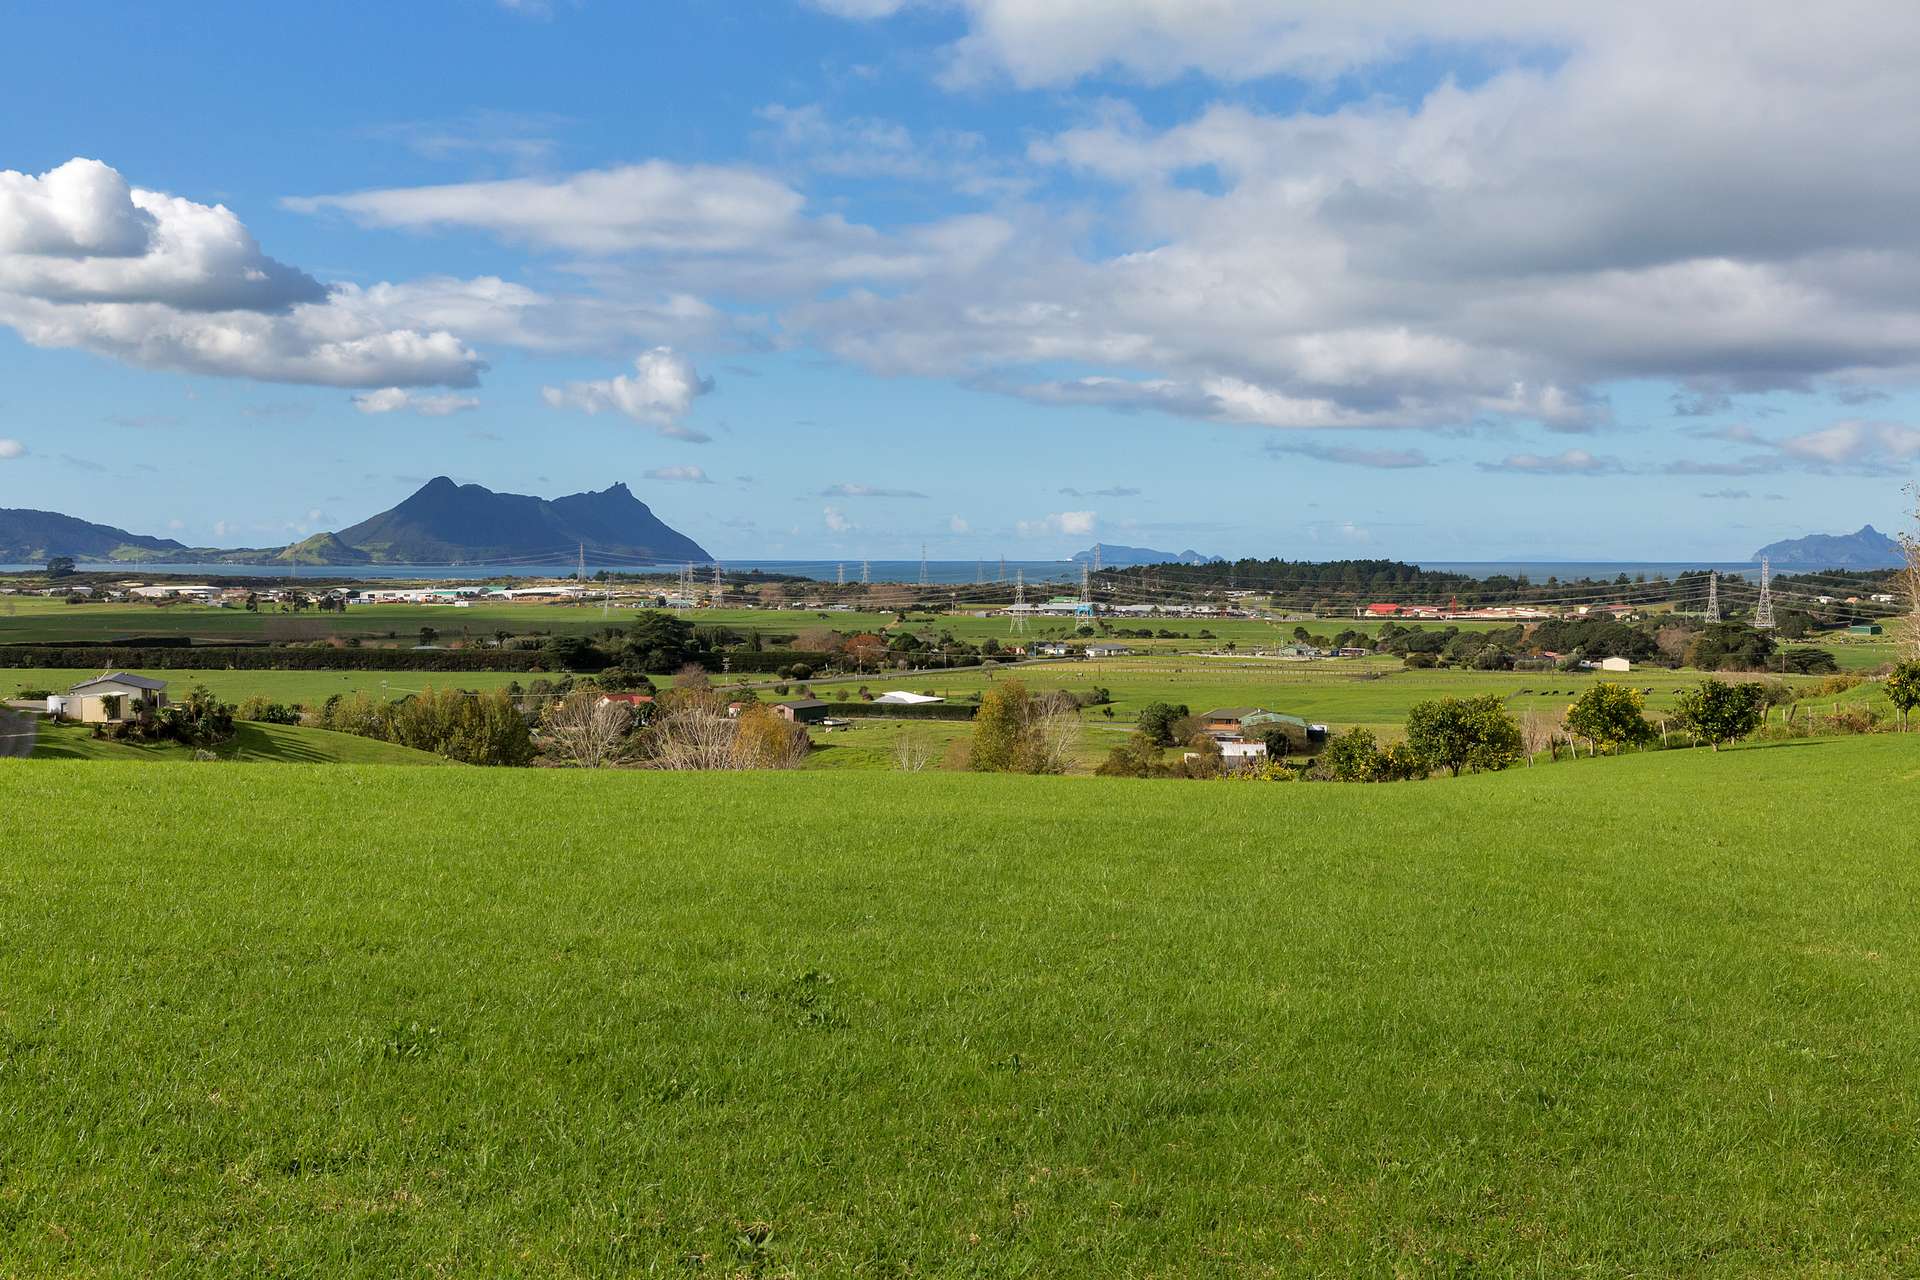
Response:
[821,482,928,499]
[1269,442,1436,469]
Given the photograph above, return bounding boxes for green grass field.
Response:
[29,719,454,765]
[1,737,1917,1274]
[0,595,1565,652]
[800,654,1894,736]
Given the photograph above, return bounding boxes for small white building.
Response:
[874,691,944,705]
[1597,656,1632,673]
[52,672,169,723]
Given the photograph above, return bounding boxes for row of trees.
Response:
[1372,617,1840,674]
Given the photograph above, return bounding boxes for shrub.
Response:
[236,695,301,725]
[1320,727,1382,782]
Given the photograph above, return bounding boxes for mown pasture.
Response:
[799,654,1896,738]
[1,737,1917,1274]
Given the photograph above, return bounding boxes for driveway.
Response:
[0,709,37,759]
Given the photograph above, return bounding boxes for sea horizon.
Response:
[1,557,1783,585]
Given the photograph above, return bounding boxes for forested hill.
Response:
[1104,557,1488,603]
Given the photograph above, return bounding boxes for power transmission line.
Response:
[1704,570,1720,623]
[1754,557,1775,629]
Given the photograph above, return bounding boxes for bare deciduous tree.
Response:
[1902,482,1920,661]
[1027,695,1084,775]
[543,691,634,769]
[650,707,740,770]
[1520,708,1555,765]
[893,728,936,772]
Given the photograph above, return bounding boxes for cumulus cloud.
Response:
[820,482,928,498]
[540,347,713,440]
[645,465,714,484]
[0,438,24,459]
[823,505,853,532]
[1017,510,1096,538]
[1478,449,1623,475]
[788,4,1920,437]
[948,514,970,534]
[0,159,484,389]
[352,387,481,416]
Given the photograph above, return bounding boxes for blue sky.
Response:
[2,0,1917,562]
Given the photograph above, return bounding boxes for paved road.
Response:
[0,709,36,760]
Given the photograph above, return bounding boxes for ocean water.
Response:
[0,559,1085,585]
[1,558,1773,584]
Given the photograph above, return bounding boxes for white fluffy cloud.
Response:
[540,347,713,440]
[0,438,24,459]
[789,3,1920,435]
[291,162,1016,301]
[1017,510,1095,538]
[351,387,481,416]
[823,505,853,532]
[0,159,484,389]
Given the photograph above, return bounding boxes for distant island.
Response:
[0,477,712,566]
[1071,543,1219,568]
[1751,524,1906,570]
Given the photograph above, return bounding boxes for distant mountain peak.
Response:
[333,478,710,565]
[1752,524,1904,570]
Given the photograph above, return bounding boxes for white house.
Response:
[53,673,169,723]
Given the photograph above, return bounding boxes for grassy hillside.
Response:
[1,738,1917,1274]
[29,719,454,764]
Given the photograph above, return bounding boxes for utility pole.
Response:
[1754,557,1775,630]
[1704,570,1720,623]
[711,562,723,607]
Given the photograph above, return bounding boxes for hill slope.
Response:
[0,507,189,562]
[1,737,1916,1274]
[275,531,371,565]
[334,476,711,563]
[1752,523,1905,568]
